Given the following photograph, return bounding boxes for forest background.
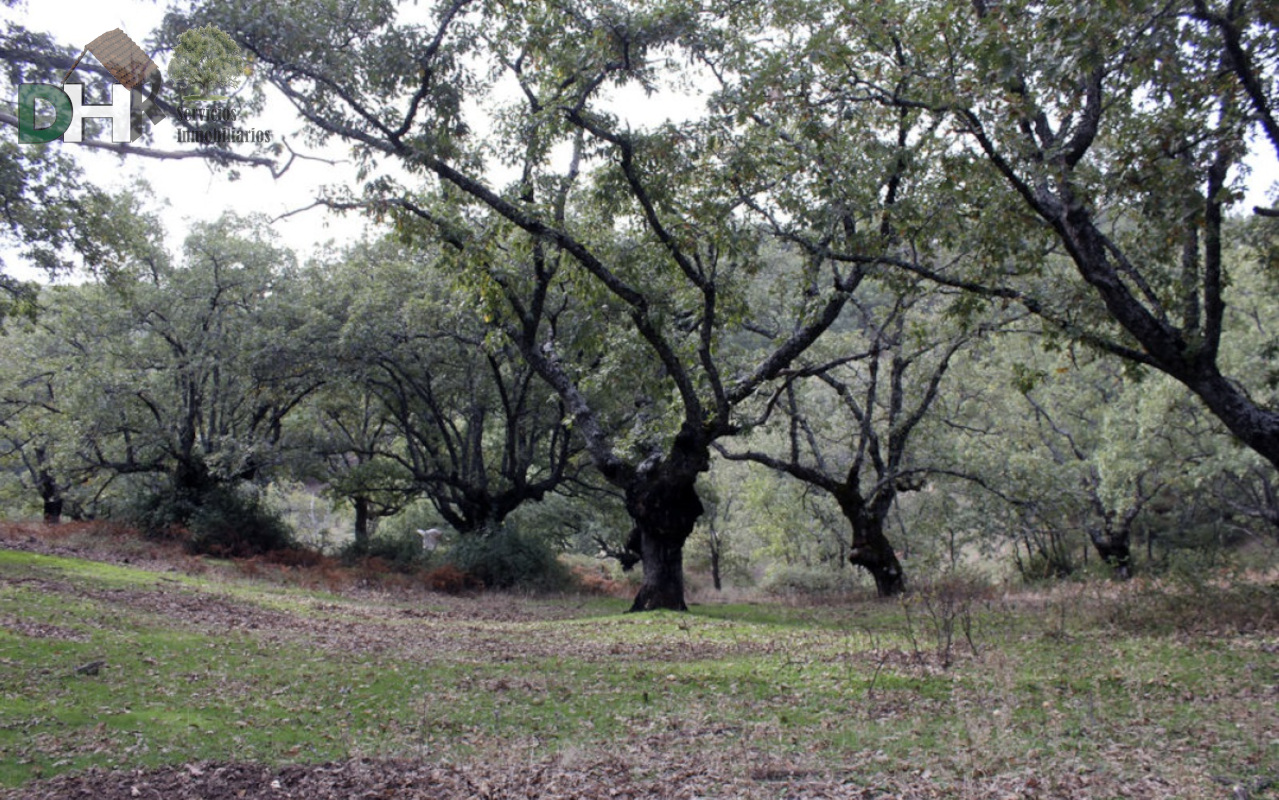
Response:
[1,0,1278,611]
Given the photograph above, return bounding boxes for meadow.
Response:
[1,523,1276,799]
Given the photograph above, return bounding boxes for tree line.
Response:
[1,0,1276,610]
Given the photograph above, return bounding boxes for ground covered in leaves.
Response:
[1,522,1277,799]
[0,753,1224,799]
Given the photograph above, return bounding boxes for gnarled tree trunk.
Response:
[353,496,371,548]
[709,527,723,592]
[625,473,703,611]
[622,429,710,612]
[32,447,64,525]
[628,524,691,611]
[42,495,64,525]
[837,491,905,597]
[849,518,906,597]
[1089,528,1133,580]
[37,470,63,525]
[1087,503,1140,580]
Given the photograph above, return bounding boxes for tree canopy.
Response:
[0,0,1276,605]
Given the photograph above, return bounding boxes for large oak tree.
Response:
[727,0,1279,470]
[156,0,914,609]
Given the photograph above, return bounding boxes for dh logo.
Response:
[16,28,166,144]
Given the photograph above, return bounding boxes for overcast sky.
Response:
[5,0,1278,283]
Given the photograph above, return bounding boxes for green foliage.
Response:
[187,484,294,557]
[370,498,443,543]
[297,236,578,537]
[759,563,862,597]
[0,210,323,529]
[502,490,630,555]
[129,481,294,557]
[445,526,570,592]
[340,527,430,570]
[4,0,1278,606]
[0,150,163,322]
[1017,548,1079,584]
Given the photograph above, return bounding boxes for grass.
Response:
[2,538,1278,798]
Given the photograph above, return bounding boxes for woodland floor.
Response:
[1,521,1277,799]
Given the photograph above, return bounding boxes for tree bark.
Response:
[849,518,906,597]
[42,495,63,525]
[628,523,691,612]
[1089,529,1133,580]
[709,528,723,592]
[37,466,63,525]
[173,458,214,505]
[1086,501,1140,580]
[1183,366,1279,473]
[623,460,705,611]
[353,496,371,548]
[837,491,906,597]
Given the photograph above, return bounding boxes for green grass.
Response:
[2,547,1278,797]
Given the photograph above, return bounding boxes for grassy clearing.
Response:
[2,540,1278,798]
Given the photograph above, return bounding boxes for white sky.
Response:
[4,0,1277,282]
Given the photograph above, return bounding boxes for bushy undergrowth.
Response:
[561,553,632,597]
[334,525,574,593]
[1100,566,1279,635]
[127,482,294,557]
[340,528,429,570]
[759,563,864,597]
[446,526,570,592]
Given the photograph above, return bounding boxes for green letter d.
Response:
[18,84,72,144]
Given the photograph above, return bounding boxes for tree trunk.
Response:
[837,491,905,597]
[38,468,63,525]
[848,519,906,598]
[630,527,690,611]
[42,495,64,525]
[172,457,214,519]
[624,470,704,612]
[1088,504,1137,580]
[353,496,371,548]
[1059,214,1279,471]
[33,447,63,525]
[1089,529,1133,580]
[709,528,722,592]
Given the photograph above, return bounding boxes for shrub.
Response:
[340,528,430,570]
[262,547,329,569]
[1017,550,1077,583]
[186,485,294,557]
[127,481,294,557]
[760,564,863,597]
[445,526,570,592]
[902,569,994,668]
[126,485,197,542]
[567,561,626,596]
